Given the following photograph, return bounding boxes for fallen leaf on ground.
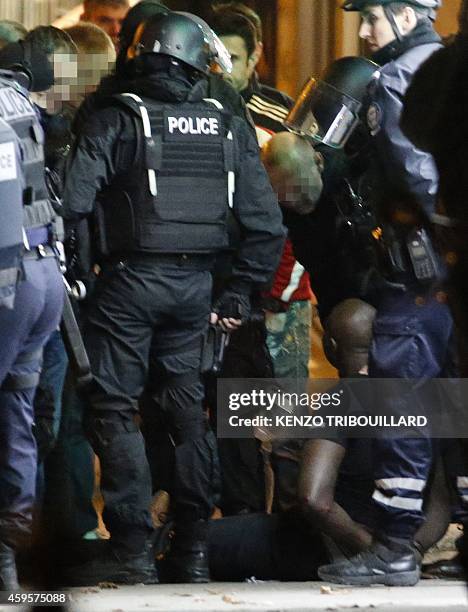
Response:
[222,594,244,604]
[98,581,119,589]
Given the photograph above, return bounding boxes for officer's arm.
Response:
[230,119,286,293]
[373,75,439,217]
[62,108,131,221]
[400,46,450,154]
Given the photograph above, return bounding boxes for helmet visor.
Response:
[284,78,362,149]
[210,32,232,74]
[176,12,232,74]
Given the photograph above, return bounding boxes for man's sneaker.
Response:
[422,554,466,580]
[65,540,158,586]
[318,540,420,586]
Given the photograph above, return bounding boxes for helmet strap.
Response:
[383,5,404,41]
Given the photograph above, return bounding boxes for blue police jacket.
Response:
[365,21,442,218]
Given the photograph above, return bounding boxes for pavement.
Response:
[2,580,466,612]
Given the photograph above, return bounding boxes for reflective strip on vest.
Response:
[205,97,235,207]
[122,93,157,197]
[203,97,224,110]
[227,131,234,209]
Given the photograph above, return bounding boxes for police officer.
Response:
[284,55,380,321]
[316,0,450,587]
[61,12,284,585]
[0,49,64,590]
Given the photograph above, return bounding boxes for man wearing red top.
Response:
[209,4,318,379]
[263,239,313,378]
[206,5,322,517]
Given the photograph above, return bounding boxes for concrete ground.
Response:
[66,580,468,611]
[2,580,466,612]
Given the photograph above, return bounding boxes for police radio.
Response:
[406,228,439,283]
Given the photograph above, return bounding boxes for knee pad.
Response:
[84,409,138,449]
[164,400,207,446]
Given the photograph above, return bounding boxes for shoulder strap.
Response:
[204,98,235,209]
[203,97,224,110]
[114,93,160,197]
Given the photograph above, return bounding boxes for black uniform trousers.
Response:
[207,320,273,515]
[82,255,217,543]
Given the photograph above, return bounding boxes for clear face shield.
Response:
[210,31,232,74]
[284,78,362,149]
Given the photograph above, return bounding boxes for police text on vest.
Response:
[0,142,17,182]
[167,116,219,136]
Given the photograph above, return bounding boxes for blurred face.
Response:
[31,51,78,114]
[70,46,116,108]
[219,34,256,93]
[82,5,128,49]
[262,154,323,215]
[359,5,397,52]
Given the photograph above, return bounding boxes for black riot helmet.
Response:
[284,56,379,149]
[116,1,170,77]
[0,40,54,92]
[128,11,212,74]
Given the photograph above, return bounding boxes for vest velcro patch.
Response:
[164,110,222,142]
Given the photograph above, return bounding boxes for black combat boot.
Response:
[318,535,420,586]
[65,534,158,586]
[163,520,210,583]
[0,542,20,591]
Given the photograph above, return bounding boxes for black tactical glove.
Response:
[212,291,251,324]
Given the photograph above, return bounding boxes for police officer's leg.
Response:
[370,296,453,543]
[0,256,63,590]
[149,265,215,582]
[71,261,158,585]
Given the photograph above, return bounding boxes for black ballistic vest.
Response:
[0,72,57,308]
[97,94,237,255]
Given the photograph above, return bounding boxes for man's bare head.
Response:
[323,298,376,377]
[65,23,116,107]
[81,0,130,48]
[261,132,323,215]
